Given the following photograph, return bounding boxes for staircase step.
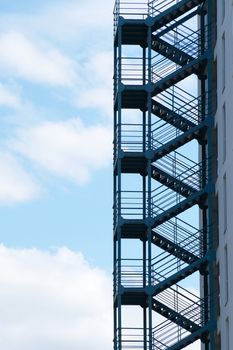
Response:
[151,164,197,197]
[152,56,207,95]
[152,231,199,264]
[151,0,205,31]
[166,324,210,350]
[152,189,207,227]
[152,121,207,160]
[152,35,195,66]
[152,299,200,332]
[151,100,196,132]
[152,257,207,295]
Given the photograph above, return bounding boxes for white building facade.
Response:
[214,0,233,349]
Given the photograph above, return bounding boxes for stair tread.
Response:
[152,189,207,227]
[152,35,195,66]
[151,100,196,130]
[152,0,204,31]
[165,324,210,350]
[152,57,206,95]
[152,231,199,263]
[151,164,197,197]
[152,299,200,332]
[152,257,207,295]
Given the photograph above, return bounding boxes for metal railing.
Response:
[114,258,147,289]
[114,254,193,289]
[116,57,149,86]
[151,119,183,147]
[115,327,149,350]
[116,123,146,152]
[115,190,147,219]
[152,296,209,349]
[151,24,209,84]
[114,0,149,35]
[152,217,205,258]
[152,318,197,349]
[156,285,204,319]
[151,184,196,218]
[156,26,207,57]
[153,87,207,125]
[148,0,185,17]
[151,250,193,283]
[153,153,207,191]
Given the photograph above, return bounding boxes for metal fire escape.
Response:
[113,1,216,349]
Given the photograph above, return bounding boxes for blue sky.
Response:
[0,1,114,348]
[0,0,113,268]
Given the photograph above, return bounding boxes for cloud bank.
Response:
[0,31,77,86]
[10,118,112,185]
[0,245,112,350]
[0,152,39,204]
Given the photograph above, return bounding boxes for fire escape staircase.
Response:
[113,0,213,349]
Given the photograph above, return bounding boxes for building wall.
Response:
[215,0,233,348]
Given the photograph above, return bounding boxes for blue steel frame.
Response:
[113,0,217,349]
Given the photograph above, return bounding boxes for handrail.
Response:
[157,154,209,190]
[156,25,209,56]
[116,122,146,152]
[114,0,149,35]
[115,56,149,86]
[114,253,205,288]
[116,326,149,350]
[115,190,147,219]
[151,291,209,349]
[152,89,207,125]
[148,0,185,16]
[152,218,205,256]
[151,186,198,217]
[152,157,204,191]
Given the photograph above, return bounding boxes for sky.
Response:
[0,1,201,349]
[0,0,113,349]
[0,0,113,266]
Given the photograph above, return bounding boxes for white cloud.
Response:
[0,31,77,86]
[11,0,112,44]
[0,1,113,117]
[0,83,21,109]
[0,31,113,118]
[75,86,112,118]
[75,51,113,117]
[42,0,112,44]
[85,52,112,85]
[0,151,39,204]
[0,245,112,350]
[10,118,112,184]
